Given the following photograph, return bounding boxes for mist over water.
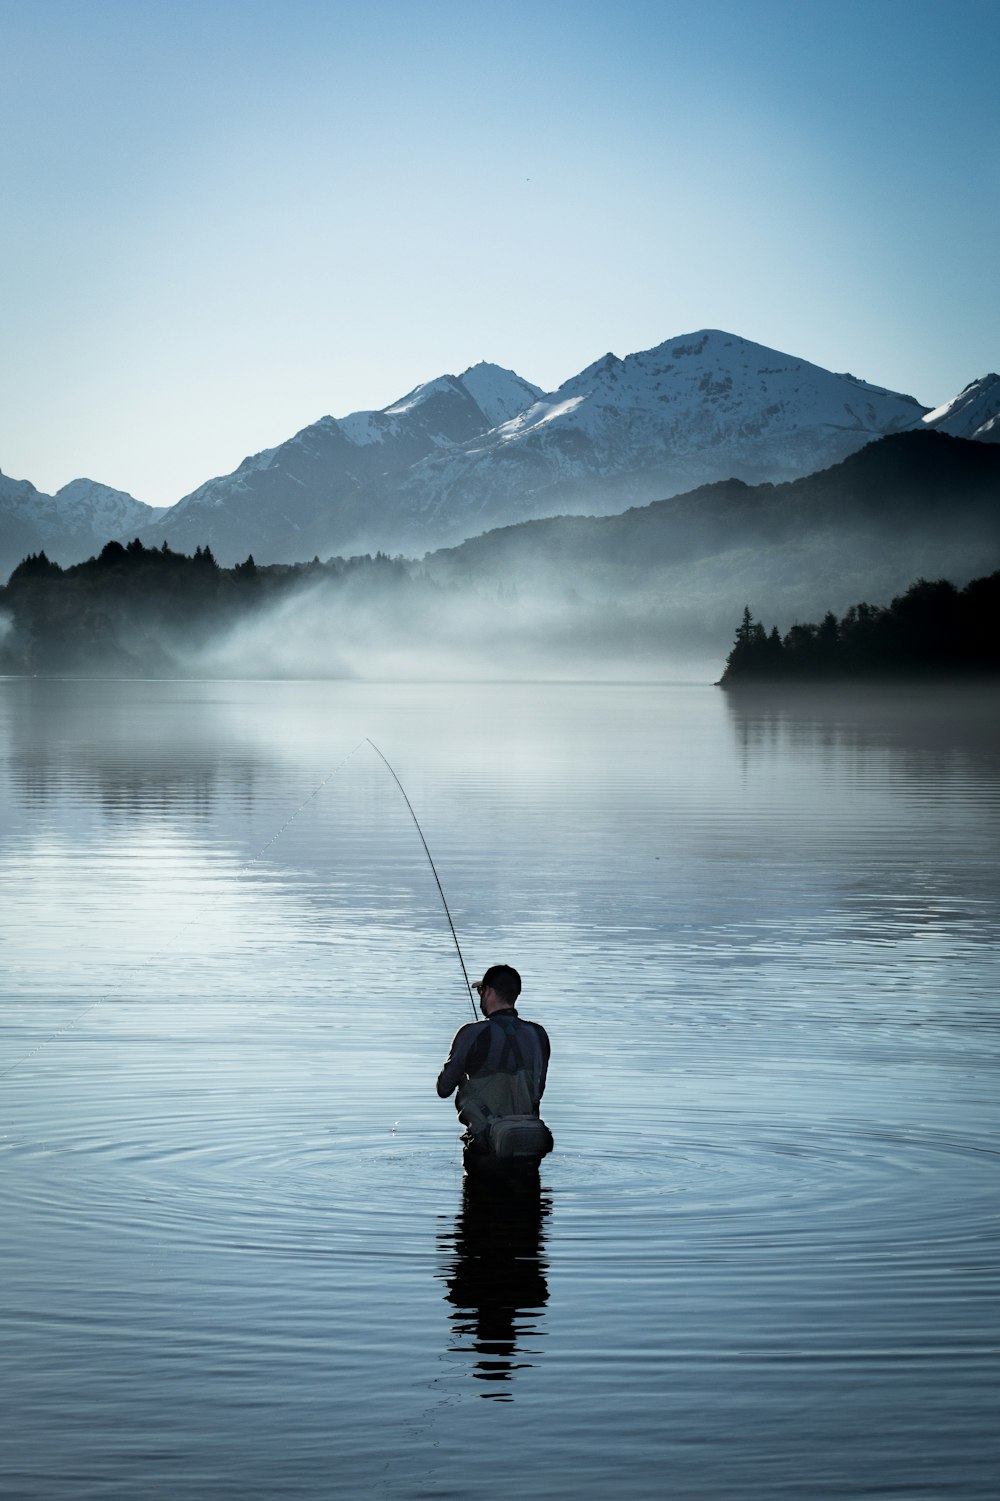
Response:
[2,677,999,1499]
[183,574,724,683]
[7,423,998,686]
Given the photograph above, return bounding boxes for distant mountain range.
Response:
[133,362,545,565]
[2,329,998,579]
[0,472,168,581]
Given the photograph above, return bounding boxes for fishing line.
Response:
[0,739,367,1083]
[366,739,478,1021]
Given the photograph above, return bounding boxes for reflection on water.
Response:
[438,1167,550,1397]
[2,677,999,1500]
[724,680,1000,771]
[0,678,265,815]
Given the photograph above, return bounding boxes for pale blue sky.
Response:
[1,0,996,504]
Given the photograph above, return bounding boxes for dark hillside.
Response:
[424,431,1000,584]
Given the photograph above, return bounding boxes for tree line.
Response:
[719,572,1000,685]
[5,540,999,682]
[0,539,412,674]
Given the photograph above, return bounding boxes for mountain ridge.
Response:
[387,329,934,550]
[2,331,998,578]
[133,328,938,564]
[0,470,164,577]
[419,429,1000,636]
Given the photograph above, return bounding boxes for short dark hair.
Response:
[481,964,521,1007]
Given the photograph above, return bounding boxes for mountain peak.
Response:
[55,477,145,506]
[460,359,507,375]
[923,373,1000,442]
[383,374,464,418]
[456,362,543,428]
[569,351,623,387]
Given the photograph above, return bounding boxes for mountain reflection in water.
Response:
[438,1167,551,1398]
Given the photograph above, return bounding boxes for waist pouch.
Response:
[487,1115,554,1160]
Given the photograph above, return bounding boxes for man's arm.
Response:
[531,1022,551,1102]
[436,1022,480,1097]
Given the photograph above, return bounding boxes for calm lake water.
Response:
[2,677,999,1500]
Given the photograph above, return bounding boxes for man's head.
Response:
[472,963,521,1015]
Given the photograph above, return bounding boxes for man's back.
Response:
[437,1009,550,1141]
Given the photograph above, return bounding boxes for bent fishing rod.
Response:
[367,739,478,1021]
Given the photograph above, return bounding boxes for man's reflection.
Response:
[438,1164,551,1398]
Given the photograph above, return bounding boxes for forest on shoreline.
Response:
[719,572,1000,686]
[2,539,999,684]
[0,540,413,676]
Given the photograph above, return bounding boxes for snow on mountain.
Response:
[7,334,995,577]
[138,331,939,562]
[388,330,930,545]
[922,374,1000,442]
[0,470,165,578]
[500,335,920,454]
[455,362,544,428]
[0,472,50,577]
[0,363,545,575]
[139,364,545,562]
[55,478,169,535]
[336,364,542,445]
[0,470,44,515]
[0,473,158,538]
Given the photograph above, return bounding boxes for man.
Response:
[436,964,552,1161]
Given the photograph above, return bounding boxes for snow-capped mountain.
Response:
[138,332,932,564]
[922,374,1000,442]
[138,363,544,561]
[0,472,165,578]
[386,331,930,546]
[0,472,50,575]
[3,332,996,577]
[451,362,545,428]
[53,479,168,537]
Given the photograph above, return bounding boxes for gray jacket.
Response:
[436,1009,550,1138]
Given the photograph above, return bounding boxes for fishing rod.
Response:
[367,739,478,1021]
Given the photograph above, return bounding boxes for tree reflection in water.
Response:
[438,1163,551,1399]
